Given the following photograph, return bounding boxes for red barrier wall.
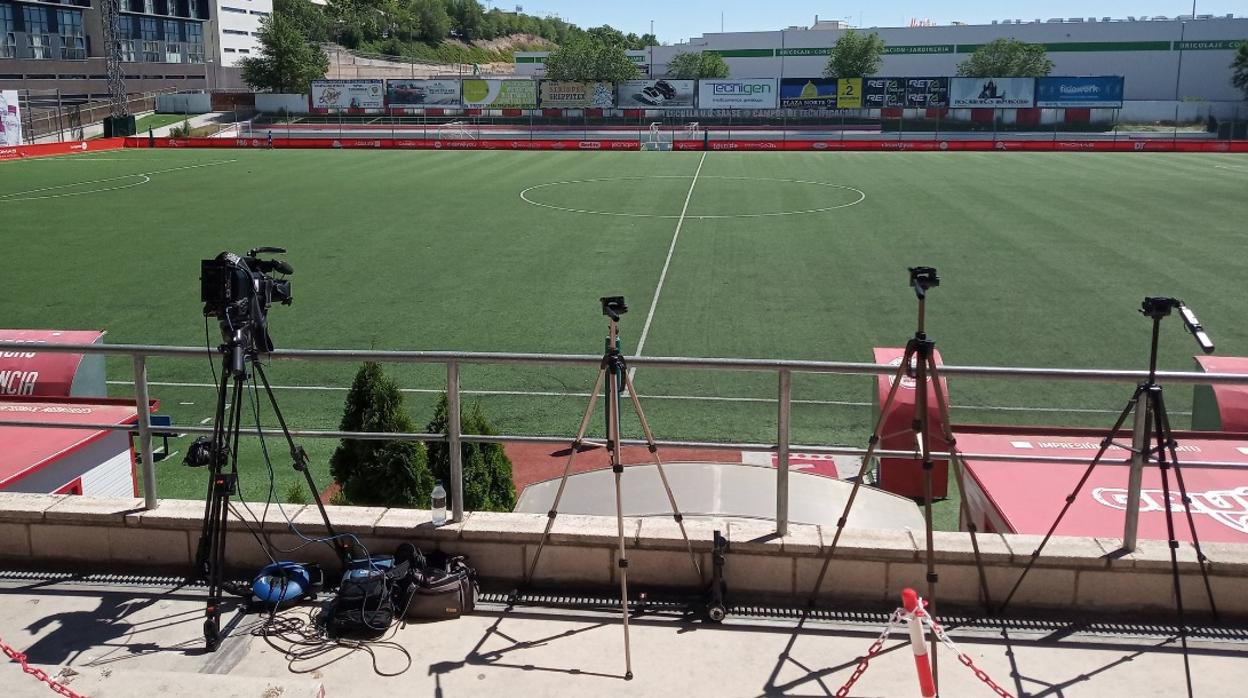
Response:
[120,137,1248,153]
[0,138,126,161]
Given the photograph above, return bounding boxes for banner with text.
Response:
[538,81,616,108]
[617,80,696,108]
[863,77,907,108]
[949,77,1036,108]
[698,79,779,109]
[780,79,838,108]
[0,90,21,146]
[462,79,538,108]
[1035,76,1124,108]
[904,77,949,108]
[310,80,385,110]
[385,79,461,107]
[836,78,863,108]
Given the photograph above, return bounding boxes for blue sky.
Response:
[493,1,1243,44]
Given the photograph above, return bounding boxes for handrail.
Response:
[4,340,1248,533]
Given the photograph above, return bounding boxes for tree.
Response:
[1233,41,1248,101]
[666,50,729,79]
[543,38,639,83]
[274,0,329,43]
[240,14,330,93]
[330,362,434,508]
[823,29,885,78]
[446,0,486,41]
[586,24,627,48]
[412,0,451,42]
[425,394,517,513]
[957,38,1054,77]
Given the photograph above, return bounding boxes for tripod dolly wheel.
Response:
[706,601,727,623]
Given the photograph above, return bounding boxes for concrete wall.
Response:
[156,93,212,114]
[0,493,1243,619]
[214,0,272,67]
[256,93,310,114]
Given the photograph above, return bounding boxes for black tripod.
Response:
[806,268,991,693]
[525,296,702,680]
[1001,297,1219,698]
[193,326,350,651]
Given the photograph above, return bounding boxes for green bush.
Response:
[425,394,516,512]
[330,362,434,507]
[285,481,310,505]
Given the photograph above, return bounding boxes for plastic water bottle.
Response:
[431,480,447,527]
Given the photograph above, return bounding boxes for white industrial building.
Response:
[517,15,1248,103]
[213,0,271,67]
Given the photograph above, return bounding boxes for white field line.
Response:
[0,160,236,201]
[633,151,707,374]
[104,380,1172,415]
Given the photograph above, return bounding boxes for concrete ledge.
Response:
[2,494,1246,618]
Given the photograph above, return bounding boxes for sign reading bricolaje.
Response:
[904,78,949,108]
[310,80,385,110]
[462,79,538,108]
[1035,76,1124,107]
[538,81,616,108]
[780,79,837,108]
[863,78,906,108]
[949,77,1036,108]
[385,79,460,107]
[698,79,779,109]
[617,80,696,109]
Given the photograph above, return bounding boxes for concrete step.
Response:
[10,665,323,698]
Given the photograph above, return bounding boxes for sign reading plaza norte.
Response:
[310,80,385,110]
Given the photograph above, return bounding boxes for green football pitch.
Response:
[3,148,1247,517]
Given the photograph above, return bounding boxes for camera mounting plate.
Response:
[601,296,628,321]
[909,266,940,299]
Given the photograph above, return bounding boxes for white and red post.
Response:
[902,588,937,697]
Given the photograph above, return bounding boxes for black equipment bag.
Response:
[327,555,409,638]
[395,545,478,621]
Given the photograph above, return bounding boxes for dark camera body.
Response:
[201,249,293,354]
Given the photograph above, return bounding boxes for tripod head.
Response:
[1140,297,1214,354]
[909,267,940,300]
[601,296,628,322]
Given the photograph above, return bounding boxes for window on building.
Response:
[164,19,180,62]
[223,47,234,52]
[143,0,154,14]
[23,6,50,58]
[223,28,247,35]
[120,39,135,62]
[57,9,85,59]
[0,4,15,59]
[221,6,247,13]
[249,10,267,15]
[237,48,248,53]
[140,16,158,60]
[185,20,202,62]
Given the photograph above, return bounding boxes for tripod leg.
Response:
[926,360,993,612]
[1148,388,1194,698]
[525,368,607,585]
[605,350,633,681]
[197,358,234,573]
[613,448,634,681]
[206,373,246,650]
[999,386,1144,614]
[621,369,702,582]
[1153,390,1219,620]
[911,341,939,691]
[807,345,918,605]
[254,362,349,565]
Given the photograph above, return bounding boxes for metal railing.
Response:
[4,341,1248,536]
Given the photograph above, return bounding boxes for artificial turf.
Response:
[3,148,1247,528]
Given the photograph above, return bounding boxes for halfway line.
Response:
[634,151,707,363]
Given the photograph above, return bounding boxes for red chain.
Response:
[2,636,89,698]
[835,610,905,698]
[927,615,1015,698]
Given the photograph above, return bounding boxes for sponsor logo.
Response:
[331,140,342,148]
[395,140,421,147]
[0,370,39,396]
[551,142,566,149]
[886,356,930,389]
[939,141,949,150]
[1093,486,1248,536]
[757,142,778,150]
[1134,141,1147,151]
[712,142,740,150]
[0,147,18,159]
[711,82,772,95]
[578,141,602,150]
[812,142,829,150]
[1060,84,1102,95]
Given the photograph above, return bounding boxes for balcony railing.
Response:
[4,341,1248,538]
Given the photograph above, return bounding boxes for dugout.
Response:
[0,329,107,398]
[0,397,152,497]
[956,426,1248,544]
[1191,356,1248,432]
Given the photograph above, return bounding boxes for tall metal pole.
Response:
[1173,21,1186,143]
[447,360,464,522]
[776,369,791,536]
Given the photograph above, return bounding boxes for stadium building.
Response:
[0,0,264,99]
[517,14,1248,105]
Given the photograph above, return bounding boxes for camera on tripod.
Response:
[1140,297,1214,354]
[601,296,628,321]
[201,247,294,353]
[909,266,940,299]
